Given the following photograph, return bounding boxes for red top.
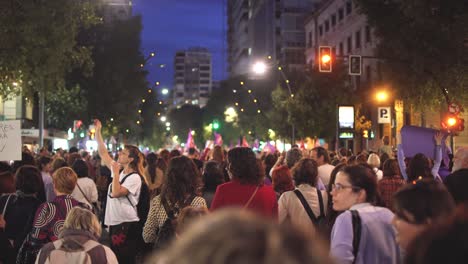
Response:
[210,180,278,218]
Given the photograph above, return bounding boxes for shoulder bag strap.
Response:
[1,194,13,216]
[243,186,259,209]
[351,210,362,264]
[316,189,325,217]
[118,172,137,207]
[294,189,318,224]
[76,183,93,206]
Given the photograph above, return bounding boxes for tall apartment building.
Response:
[101,0,133,23]
[227,0,320,77]
[173,47,213,108]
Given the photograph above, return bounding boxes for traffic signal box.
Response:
[349,55,362,75]
[318,46,332,73]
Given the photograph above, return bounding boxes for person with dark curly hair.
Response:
[202,160,225,208]
[210,147,278,218]
[143,156,206,246]
[0,165,43,263]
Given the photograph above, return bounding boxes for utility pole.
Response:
[39,91,45,148]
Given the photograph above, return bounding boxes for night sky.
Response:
[133,0,226,90]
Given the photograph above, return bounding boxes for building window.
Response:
[347,36,352,53]
[365,25,371,43]
[346,1,352,15]
[325,20,329,32]
[355,30,361,49]
[339,42,344,55]
[338,8,344,21]
[331,14,336,27]
[319,25,323,36]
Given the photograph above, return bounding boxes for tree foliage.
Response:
[272,65,355,141]
[45,85,88,130]
[356,0,468,109]
[78,16,149,137]
[168,104,204,147]
[0,0,99,97]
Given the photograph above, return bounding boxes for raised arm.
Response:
[431,132,443,180]
[396,133,408,181]
[95,119,113,169]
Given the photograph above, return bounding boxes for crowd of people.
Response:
[1,124,467,263]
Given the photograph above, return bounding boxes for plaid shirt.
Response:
[142,195,206,243]
[31,195,82,242]
[378,175,406,211]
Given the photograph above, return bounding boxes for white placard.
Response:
[378,107,391,124]
[339,106,354,129]
[0,120,22,161]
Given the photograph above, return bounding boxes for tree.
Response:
[356,0,468,109]
[77,16,149,139]
[0,0,99,97]
[272,64,355,142]
[168,105,204,148]
[45,85,88,130]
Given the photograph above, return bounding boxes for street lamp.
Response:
[161,88,169,95]
[251,59,296,144]
[252,61,267,75]
[376,91,388,102]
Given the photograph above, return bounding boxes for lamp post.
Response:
[252,60,296,145]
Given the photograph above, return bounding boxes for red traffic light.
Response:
[318,46,332,73]
[441,114,464,132]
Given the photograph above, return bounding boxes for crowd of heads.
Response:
[2,141,467,264]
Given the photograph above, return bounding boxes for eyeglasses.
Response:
[332,183,360,191]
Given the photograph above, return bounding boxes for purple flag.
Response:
[401,125,449,161]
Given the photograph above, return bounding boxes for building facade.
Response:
[305,0,380,90]
[100,0,133,23]
[173,47,213,108]
[227,0,319,77]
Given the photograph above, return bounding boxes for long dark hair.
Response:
[203,160,225,192]
[146,152,158,184]
[407,153,432,182]
[227,147,262,185]
[125,145,145,182]
[160,156,202,208]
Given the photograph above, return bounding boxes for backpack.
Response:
[153,196,195,250]
[120,172,150,225]
[153,199,177,250]
[36,238,107,264]
[294,189,327,234]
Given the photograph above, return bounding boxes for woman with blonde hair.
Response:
[35,207,117,263]
[367,153,383,181]
[17,167,83,264]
